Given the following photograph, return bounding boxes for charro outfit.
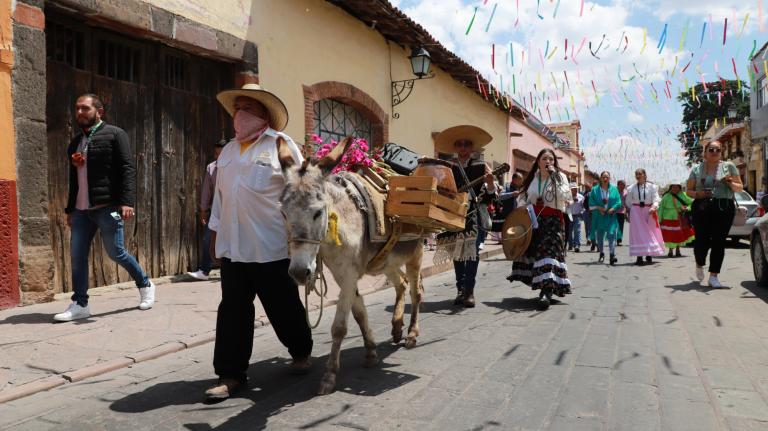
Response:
[65,122,151,306]
[658,189,695,248]
[508,171,573,298]
[625,182,665,258]
[209,128,313,384]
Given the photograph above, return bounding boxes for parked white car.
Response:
[729,191,764,241]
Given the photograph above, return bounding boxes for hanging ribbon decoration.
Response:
[589,34,606,59]
[657,23,668,54]
[485,2,498,32]
[465,6,478,35]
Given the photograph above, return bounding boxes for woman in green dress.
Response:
[658,183,695,257]
[589,171,622,265]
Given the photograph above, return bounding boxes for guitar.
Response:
[457,163,511,193]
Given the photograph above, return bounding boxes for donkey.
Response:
[277,137,424,395]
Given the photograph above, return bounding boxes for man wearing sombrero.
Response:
[204,84,313,400]
[434,125,496,308]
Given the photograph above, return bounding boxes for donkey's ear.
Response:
[316,137,353,175]
[277,136,296,172]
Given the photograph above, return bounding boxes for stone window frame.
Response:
[303,81,388,149]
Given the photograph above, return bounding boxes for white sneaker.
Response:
[187,270,209,281]
[695,266,705,282]
[138,281,156,310]
[53,302,91,322]
[708,275,725,289]
[478,242,485,251]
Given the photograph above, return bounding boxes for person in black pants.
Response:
[204,84,313,400]
[686,140,744,288]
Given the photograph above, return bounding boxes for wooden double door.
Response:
[45,15,233,292]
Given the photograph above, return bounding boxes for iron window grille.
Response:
[96,38,141,83]
[312,99,373,150]
[46,21,86,70]
[164,54,190,91]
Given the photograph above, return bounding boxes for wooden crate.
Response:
[386,176,469,232]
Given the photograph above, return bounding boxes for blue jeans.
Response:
[453,234,483,292]
[70,207,149,306]
[199,222,213,274]
[569,215,583,248]
[596,230,616,256]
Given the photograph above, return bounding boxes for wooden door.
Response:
[46,16,232,293]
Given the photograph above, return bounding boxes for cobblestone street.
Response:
[2,244,767,430]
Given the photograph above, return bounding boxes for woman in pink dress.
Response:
[625,168,666,266]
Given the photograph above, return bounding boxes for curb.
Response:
[1,247,505,404]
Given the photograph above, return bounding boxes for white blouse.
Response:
[625,182,661,210]
[517,172,573,212]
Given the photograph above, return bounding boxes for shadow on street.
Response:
[0,307,136,325]
[109,343,419,430]
[740,280,768,304]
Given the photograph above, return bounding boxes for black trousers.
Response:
[214,258,313,383]
[692,199,735,274]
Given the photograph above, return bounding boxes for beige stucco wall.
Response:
[146,0,253,39]
[243,0,509,163]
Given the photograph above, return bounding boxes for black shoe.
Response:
[463,290,476,308]
[591,244,596,252]
[610,255,617,265]
[675,249,682,258]
[537,297,550,310]
[454,289,464,305]
[617,240,622,246]
[636,257,644,266]
[598,253,605,263]
[574,247,580,253]
[668,250,674,258]
[646,256,652,263]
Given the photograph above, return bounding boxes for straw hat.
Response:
[434,125,492,154]
[502,206,533,261]
[216,83,289,131]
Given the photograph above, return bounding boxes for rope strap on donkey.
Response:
[304,255,328,329]
[366,220,403,273]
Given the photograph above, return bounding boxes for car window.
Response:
[735,191,753,203]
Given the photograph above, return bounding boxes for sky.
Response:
[389,0,767,185]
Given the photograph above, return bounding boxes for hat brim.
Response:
[434,125,492,154]
[502,206,533,260]
[216,88,289,131]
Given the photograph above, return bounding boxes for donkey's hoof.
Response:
[363,355,379,368]
[405,337,418,349]
[391,332,403,344]
[317,374,337,395]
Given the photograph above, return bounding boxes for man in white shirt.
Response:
[567,184,585,252]
[204,84,313,401]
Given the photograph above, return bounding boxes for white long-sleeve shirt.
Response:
[517,172,573,212]
[625,182,661,210]
[209,129,303,263]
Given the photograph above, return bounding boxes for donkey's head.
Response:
[279,137,352,285]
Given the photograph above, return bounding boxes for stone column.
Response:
[12,0,54,304]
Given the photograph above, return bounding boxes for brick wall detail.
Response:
[303,81,388,148]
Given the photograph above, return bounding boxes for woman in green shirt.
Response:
[685,140,744,288]
[658,183,695,257]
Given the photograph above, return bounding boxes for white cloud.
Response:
[627,111,644,123]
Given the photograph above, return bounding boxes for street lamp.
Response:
[391,46,435,118]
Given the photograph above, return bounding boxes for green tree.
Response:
[677,79,750,165]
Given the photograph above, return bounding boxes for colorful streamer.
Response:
[465,6,478,35]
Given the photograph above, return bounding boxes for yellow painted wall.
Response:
[245,0,509,163]
[0,0,14,181]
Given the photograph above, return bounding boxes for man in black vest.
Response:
[434,125,496,308]
[54,94,154,322]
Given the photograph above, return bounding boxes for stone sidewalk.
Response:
[1,243,766,430]
[0,244,502,404]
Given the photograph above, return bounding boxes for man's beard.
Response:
[77,115,97,129]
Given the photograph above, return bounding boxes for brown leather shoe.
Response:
[290,356,312,375]
[205,378,243,401]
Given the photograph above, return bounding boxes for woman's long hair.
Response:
[521,149,560,194]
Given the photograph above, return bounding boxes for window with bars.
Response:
[46,21,86,69]
[164,54,189,90]
[312,99,373,149]
[758,76,768,109]
[96,38,141,83]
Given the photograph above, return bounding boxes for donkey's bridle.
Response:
[284,207,328,246]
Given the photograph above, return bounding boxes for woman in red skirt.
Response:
[658,182,695,257]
